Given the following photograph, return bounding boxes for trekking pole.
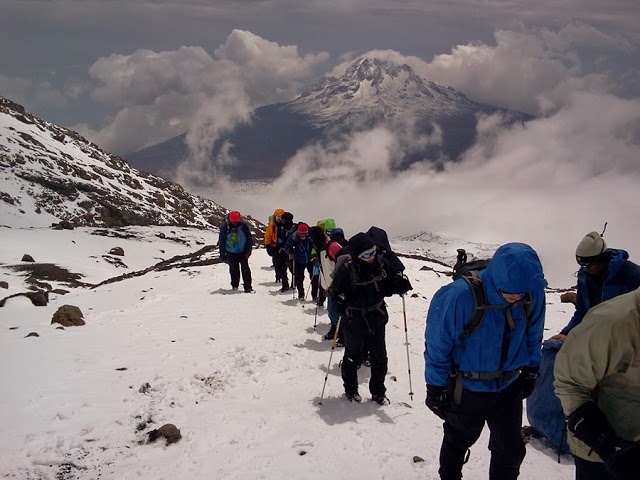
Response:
[292,259,296,300]
[318,316,342,406]
[401,294,414,401]
[304,280,312,302]
[313,305,318,329]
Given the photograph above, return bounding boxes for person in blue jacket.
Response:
[218,210,253,293]
[284,222,314,300]
[550,230,640,340]
[424,242,547,480]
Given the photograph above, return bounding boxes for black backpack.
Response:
[453,250,532,339]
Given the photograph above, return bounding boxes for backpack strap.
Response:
[451,271,532,405]
[345,257,386,291]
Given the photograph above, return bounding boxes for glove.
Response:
[393,273,413,295]
[333,293,347,315]
[567,401,618,461]
[520,367,539,399]
[266,245,274,256]
[606,441,640,480]
[425,384,450,421]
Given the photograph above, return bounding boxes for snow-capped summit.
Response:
[293,57,478,124]
[0,96,263,234]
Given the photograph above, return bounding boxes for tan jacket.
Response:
[554,287,640,462]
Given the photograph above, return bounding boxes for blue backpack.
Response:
[525,339,571,456]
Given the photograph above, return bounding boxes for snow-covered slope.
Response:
[0,226,575,480]
[0,96,263,235]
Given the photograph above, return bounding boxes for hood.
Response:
[273,208,285,217]
[485,243,547,296]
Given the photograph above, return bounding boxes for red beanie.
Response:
[229,211,241,223]
[297,223,309,234]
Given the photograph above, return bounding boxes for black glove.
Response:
[606,441,640,480]
[520,367,539,399]
[393,273,413,295]
[266,245,274,256]
[333,293,347,315]
[425,384,450,420]
[567,401,618,461]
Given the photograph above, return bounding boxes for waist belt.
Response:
[451,369,517,405]
[347,300,385,314]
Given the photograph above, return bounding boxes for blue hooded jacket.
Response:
[425,243,547,392]
[560,249,640,335]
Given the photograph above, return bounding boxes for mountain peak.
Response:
[294,56,474,122]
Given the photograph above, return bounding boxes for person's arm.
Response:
[284,232,295,255]
[558,277,587,336]
[218,226,227,259]
[243,223,253,256]
[424,288,460,388]
[328,263,351,314]
[524,290,545,368]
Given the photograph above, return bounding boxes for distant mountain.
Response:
[0,96,264,234]
[126,57,533,182]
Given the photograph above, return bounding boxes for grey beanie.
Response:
[575,231,607,258]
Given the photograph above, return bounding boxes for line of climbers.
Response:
[221,209,640,480]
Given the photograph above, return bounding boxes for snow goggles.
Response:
[358,247,377,260]
[575,254,601,268]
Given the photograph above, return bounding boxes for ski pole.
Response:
[402,294,414,401]
[318,315,342,406]
[304,279,312,302]
[313,304,318,329]
[292,259,296,300]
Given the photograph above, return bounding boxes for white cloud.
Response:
[206,91,640,287]
[82,30,329,156]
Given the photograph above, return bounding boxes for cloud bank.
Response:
[199,26,639,287]
[75,30,330,158]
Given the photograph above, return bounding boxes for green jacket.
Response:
[554,287,640,462]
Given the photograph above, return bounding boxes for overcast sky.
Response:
[2,0,640,286]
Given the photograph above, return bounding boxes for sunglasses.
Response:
[359,248,377,260]
[576,255,601,268]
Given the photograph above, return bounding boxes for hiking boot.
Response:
[298,294,305,301]
[231,286,239,291]
[345,391,362,403]
[371,394,390,405]
[323,326,336,341]
[335,339,345,348]
[279,286,289,293]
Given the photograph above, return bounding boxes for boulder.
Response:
[0,281,8,289]
[26,291,49,306]
[109,247,125,256]
[560,292,577,305]
[21,254,35,262]
[148,423,181,445]
[51,305,85,327]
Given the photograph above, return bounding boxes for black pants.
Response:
[574,456,612,480]
[439,379,526,480]
[273,252,289,288]
[292,260,313,298]
[341,308,388,397]
[226,252,252,291]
